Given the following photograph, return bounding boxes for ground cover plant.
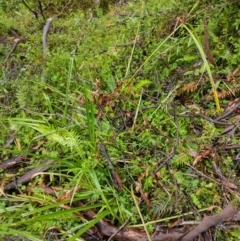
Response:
[0,0,240,240]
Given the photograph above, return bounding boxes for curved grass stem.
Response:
[181,24,221,114]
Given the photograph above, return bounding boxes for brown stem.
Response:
[182,203,238,241]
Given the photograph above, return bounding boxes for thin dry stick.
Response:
[182,203,238,241]
[98,144,122,191]
[21,0,38,19]
[3,38,25,66]
[4,160,54,191]
[107,218,130,241]
[37,0,46,21]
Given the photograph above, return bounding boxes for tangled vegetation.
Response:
[0,0,240,240]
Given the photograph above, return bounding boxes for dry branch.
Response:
[3,37,26,67]
[83,209,188,241]
[42,18,54,56]
[4,160,54,191]
[181,203,238,241]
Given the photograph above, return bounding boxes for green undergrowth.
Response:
[0,0,240,240]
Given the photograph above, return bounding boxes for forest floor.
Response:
[0,0,240,240]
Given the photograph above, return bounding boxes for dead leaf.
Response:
[170,219,182,228]
[188,150,198,157]
[111,170,123,192]
[3,132,18,148]
[224,181,238,190]
[193,149,211,166]
[135,181,151,210]
[138,167,149,182]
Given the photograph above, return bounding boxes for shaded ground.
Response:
[0,1,240,240]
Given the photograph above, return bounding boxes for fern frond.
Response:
[11,119,82,151]
[152,196,173,218]
[35,124,82,150]
[170,153,191,167]
[16,87,28,108]
[190,193,202,208]
[49,129,81,150]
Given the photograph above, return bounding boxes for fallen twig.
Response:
[4,160,54,191]
[21,0,39,20]
[3,37,26,67]
[42,17,54,56]
[215,98,240,121]
[0,144,42,170]
[0,155,25,170]
[181,203,238,241]
[83,209,188,241]
[212,162,238,190]
[98,144,123,191]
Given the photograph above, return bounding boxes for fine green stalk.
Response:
[125,22,140,77]
[130,206,215,228]
[64,57,74,125]
[125,3,142,78]
[131,185,152,241]
[131,25,181,80]
[131,89,143,132]
[0,229,42,241]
